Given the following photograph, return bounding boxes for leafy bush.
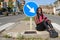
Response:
[12,12,15,15]
[17,34,24,40]
[23,17,34,21]
[48,13,50,14]
[1,8,7,12]
[3,34,12,38]
[7,7,12,13]
[52,13,54,15]
[58,13,60,16]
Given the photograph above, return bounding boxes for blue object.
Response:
[23,2,38,17]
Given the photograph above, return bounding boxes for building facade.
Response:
[54,0,60,14]
[0,0,19,13]
[0,0,4,8]
[40,5,53,14]
[0,0,25,12]
[0,0,9,8]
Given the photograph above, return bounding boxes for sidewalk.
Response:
[2,21,48,37]
[2,21,60,40]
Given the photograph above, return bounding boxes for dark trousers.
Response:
[36,21,53,31]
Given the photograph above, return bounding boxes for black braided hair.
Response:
[36,7,43,19]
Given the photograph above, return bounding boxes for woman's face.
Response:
[38,8,41,14]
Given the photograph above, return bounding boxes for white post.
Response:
[30,17,32,30]
[7,2,8,7]
[53,6,56,14]
[1,2,3,8]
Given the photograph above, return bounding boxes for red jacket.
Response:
[34,14,48,24]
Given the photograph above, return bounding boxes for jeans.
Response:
[36,21,53,31]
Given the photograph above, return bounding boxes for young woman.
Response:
[34,7,58,38]
[34,7,54,31]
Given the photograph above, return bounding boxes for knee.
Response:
[47,20,51,24]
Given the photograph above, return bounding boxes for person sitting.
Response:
[34,7,58,38]
[34,7,55,31]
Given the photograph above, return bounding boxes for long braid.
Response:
[36,7,43,20]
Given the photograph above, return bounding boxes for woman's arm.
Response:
[43,14,52,24]
[43,14,49,21]
[34,16,40,24]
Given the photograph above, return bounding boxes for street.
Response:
[45,14,60,25]
[0,14,25,26]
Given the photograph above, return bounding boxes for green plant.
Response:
[3,34,12,38]
[45,38,49,40]
[8,1,13,9]
[58,13,60,16]
[19,4,23,10]
[17,34,24,40]
[52,13,54,15]
[48,13,50,14]
[25,37,43,40]
[12,12,15,15]
[23,17,34,21]
[1,8,9,16]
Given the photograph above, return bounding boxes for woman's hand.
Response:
[41,19,45,23]
[47,20,51,24]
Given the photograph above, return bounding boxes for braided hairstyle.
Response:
[36,7,43,19]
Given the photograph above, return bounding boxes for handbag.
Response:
[48,30,58,38]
